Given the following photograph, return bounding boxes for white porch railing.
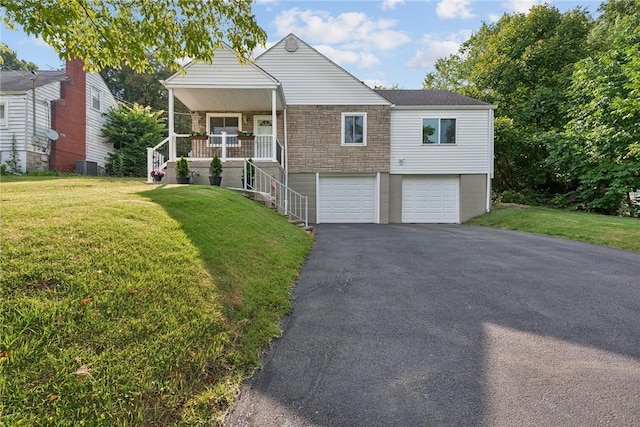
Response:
[178,133,280,162]
[244,160,308,227]
[146,137,169,183]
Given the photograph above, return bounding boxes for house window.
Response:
[91,87,102,111]
[422,118,456,144]
[206,113,242,146]
[0,101,7,127]
[342,113,367,146]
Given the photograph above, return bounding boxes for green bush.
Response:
[209,156,222,177]
[102,104,166,177]
[175,156,190,178]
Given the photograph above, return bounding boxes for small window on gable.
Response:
[0,101,7,127]
[91,87,102,111]
[422,118,456,144]
[342,113,367,146]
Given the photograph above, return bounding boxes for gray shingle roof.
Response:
[375,89,490,106]
[0,70,67,92]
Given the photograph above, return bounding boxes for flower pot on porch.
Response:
[176,177,190,184]
[209,176,222,186]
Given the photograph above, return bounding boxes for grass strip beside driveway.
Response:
[466,204,640,252]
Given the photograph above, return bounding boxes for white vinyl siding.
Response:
[0,94,27,170]
[256,37,390,106]
[85,72,117,167]
[165,47,279,89]
[402,176,459,223]
[318,176,377,223]
[91,86,102,111]
[390,108,492,174]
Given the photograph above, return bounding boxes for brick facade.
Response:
[51,59,87,172]
[286,105,390,174]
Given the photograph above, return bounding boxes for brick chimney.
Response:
[51,59,87,172]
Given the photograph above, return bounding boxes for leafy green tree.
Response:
[424,5,593,194]
[102,104,166,177]
[99,60,191,134]
[0,43,39,70]
[1,0,266,73]
[551,0,640,215]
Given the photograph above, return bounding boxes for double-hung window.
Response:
[206,113,241,146]
[422,118,456,144]
[91,87,102,111]
[342,112,367,146]
[0,101,7,127]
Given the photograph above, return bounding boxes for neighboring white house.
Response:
[0,70,66,172]
[0,59,117,173]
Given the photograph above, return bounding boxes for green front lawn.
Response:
[0,177,313,425]
[466,204,640,252]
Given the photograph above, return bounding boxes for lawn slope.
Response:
[0,177,313,425]
[466,204,640,252]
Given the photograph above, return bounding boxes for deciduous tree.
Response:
[1,0,266,73]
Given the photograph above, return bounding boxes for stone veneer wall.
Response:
[285,105,390,174]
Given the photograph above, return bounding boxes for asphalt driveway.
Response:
[225,224,640,426]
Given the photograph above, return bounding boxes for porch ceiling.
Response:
[174,87,285,112]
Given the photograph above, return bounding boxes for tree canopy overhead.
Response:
[1,0,266,73]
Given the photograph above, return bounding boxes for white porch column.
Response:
[168,88,176,160]
[272,89,277,161]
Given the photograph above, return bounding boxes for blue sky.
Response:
[1,0,600,89]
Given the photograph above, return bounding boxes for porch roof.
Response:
[162,45,286,111]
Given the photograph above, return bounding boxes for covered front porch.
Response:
[147,46,287,184]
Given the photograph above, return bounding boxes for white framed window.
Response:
[0,101,7,127]
[422,118,456,144]
[91,86,102,111]
[341,112,367,146]
[206,113,242,146]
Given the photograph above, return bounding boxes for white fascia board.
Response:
[392,104,497,110]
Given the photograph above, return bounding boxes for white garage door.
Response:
[402,176,459,223]
[318,176,376,223]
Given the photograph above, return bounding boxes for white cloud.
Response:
[504,0,543,13]
[273,8,410,51]
[381,0,404,10]
[406,30,471,70]
[314,45,380,69]
[362,78,386,89]
[436,0,475,19]
[488,13,502,23]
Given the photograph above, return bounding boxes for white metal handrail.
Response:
[146,136,169,183]
[244,160,308,227]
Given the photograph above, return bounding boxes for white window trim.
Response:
[91,86,102,112]
[421,117,457,145]
[0,100,8,128]
[341,112,367,146]
[205,112,242,147]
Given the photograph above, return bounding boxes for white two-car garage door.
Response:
[402,176,459,223]
[318,176,376,223]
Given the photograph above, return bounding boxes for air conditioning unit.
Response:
[75,160,98,176]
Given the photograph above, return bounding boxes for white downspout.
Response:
[168,88,175,160]
[284,107,288,186]
[487,108,494,212]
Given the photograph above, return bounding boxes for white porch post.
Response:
[168,88,176,160]
[271,89,277,161]
[221,131,227,162]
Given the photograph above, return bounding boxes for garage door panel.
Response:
[402,176,459,223]
[318,177,376,223]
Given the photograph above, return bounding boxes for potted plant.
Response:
[150,168,166,183]
[190,130,208,141]
[209,155,223,186]
[175,156,190,184]
[238,130,254,141]
[241,157,255,189]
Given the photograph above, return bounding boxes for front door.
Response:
[253,116,273,158]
